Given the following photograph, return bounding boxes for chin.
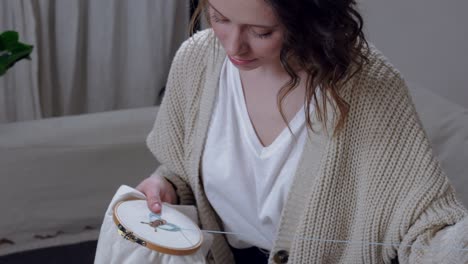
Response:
[233,64,259,71]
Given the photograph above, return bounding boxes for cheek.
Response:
[252,39,283,59]
[211,24,229,44]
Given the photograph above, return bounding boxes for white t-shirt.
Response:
[201,58,312,250]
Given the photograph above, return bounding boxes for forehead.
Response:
[208,0,278,25]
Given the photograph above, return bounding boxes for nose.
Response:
[224,27,246,56]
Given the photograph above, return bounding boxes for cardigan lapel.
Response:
[190,37,226,199]
[188,35,233,263]
[270,97,335,258]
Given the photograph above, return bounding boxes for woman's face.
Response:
[207,0,285,71]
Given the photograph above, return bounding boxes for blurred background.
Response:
[360,0,468,109]
[0,0,191,123]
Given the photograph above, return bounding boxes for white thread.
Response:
[179,228,468,253]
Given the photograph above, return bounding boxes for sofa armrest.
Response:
[0,107,159,255]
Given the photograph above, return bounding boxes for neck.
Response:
[242,62,288,83]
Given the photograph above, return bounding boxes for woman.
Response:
[137,0,468,263]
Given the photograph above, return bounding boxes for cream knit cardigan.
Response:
[146,29,468,263]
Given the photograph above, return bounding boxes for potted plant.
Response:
[0,30,34,76]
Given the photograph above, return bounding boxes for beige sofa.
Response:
[0,107,159,256]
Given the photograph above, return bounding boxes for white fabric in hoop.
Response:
[95,185,213,264]
[115,200,203,253]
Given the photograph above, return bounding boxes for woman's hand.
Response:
[136,174,177,214]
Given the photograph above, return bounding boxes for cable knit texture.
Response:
[146,29,467,264]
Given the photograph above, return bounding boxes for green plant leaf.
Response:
[0,31,19,49]
[0,30,33,77]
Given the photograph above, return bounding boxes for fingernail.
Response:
[153,203,161,211]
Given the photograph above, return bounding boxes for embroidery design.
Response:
[139,212,197,248]
[140,213,181,232]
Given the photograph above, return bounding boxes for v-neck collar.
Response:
[229,59,306,159]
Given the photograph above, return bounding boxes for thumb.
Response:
[146,188,162,214]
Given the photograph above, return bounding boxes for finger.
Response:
[161,186,177,204]
[145,186,162,214]
[161,192,174,204]
[151,202,162,214]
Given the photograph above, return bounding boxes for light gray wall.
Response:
[359,0,468,108]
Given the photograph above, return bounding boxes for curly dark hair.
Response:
[190,0,369,134]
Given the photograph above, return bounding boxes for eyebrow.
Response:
[207,1,279,29]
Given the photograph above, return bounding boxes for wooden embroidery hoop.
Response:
[112,199,203,256]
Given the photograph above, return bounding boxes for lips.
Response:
[228,55,256,66]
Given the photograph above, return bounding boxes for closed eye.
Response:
[210,13,229,24]
[251,29,273,39]
[255,32,272,39]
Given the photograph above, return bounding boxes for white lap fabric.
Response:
[201,58,312,250]
[95,185,213,264]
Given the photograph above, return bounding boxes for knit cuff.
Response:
[422,216,468,263]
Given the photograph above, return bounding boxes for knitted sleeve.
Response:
[146,31,209,205]
[340,47,467,263]
[394,148,468,264]
[397,178,467,263]
[363,65,468,263]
